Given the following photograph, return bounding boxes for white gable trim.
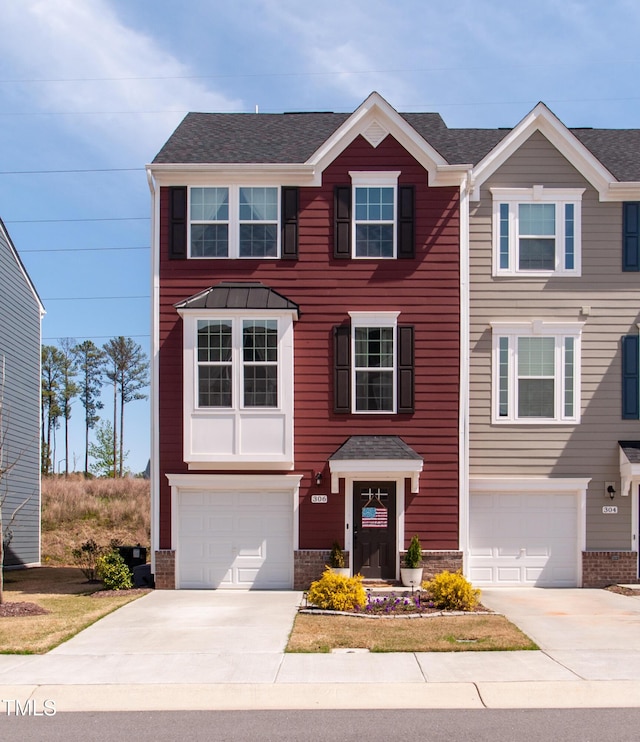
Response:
[0,219,45,316]
[308,92,469,187]
[470,103,621,202]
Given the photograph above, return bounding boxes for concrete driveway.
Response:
[481,587,640,680]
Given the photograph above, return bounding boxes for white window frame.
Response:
[491,186,584,277]
[491,320,584,424]
[188,186,280,259]
[179,308,296,467]
[194,315,282,411]
[350,171,400,259]
[349,311,399,414]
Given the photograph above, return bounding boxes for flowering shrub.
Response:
[96,550,133,590]
[423,570,480,611]
[363,592,435,615]
[307,569,366,611]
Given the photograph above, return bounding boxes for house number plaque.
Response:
[311,495,328,504]
[602,506,618,514]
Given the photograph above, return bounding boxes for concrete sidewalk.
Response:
[1,588,640,711]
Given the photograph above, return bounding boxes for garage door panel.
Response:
[469,490,578,587]
[177,489,292,589]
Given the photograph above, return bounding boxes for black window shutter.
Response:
[397,325,415,413]
[334,324,351,412]
[623,202,640,271]
[169,186,187,260]
[281,186,299,260]
[334,186,351,259]
[397,186,415,259]
[622,335,640,419]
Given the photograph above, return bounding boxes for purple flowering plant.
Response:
[355,590,437,615]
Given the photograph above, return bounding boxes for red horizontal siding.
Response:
[157,133,460,551]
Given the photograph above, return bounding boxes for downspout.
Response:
[146,167,160,576]
[458,170,472,573]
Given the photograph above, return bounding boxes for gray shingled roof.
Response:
[152,109,640,181]
[175,282,299,313]
[330,435,422,461]
[619,441,640,463]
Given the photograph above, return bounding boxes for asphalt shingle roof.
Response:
[152,108,640,181]
[619,441,640,463]
[330,435,422,461]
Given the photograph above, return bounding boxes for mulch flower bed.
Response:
[0,601,49,617]
[301,589,492,618]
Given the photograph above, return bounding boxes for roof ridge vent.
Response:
[363,119,389,148]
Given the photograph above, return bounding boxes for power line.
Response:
[43,295,150,301]
[0,167,143,174]
[20,246,149,253]
[6,217,148,224]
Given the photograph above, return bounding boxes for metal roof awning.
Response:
[175,282,299,317]
[328,436,423,494]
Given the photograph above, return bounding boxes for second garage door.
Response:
[468,491,579,587]
[177,489,293,589]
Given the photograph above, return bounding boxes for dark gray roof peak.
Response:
[175,282,299,314]
[330,435,422,461]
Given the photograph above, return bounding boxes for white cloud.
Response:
[0,0,242,160]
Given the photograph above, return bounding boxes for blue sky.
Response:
[1,0,639,474]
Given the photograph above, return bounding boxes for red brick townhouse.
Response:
[146,92,473,589]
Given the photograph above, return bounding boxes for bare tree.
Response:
[0,356,34,604]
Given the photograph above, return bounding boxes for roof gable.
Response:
[470,103,620,201]
[0,218,44,315]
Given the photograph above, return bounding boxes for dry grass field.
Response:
[41,475,150,565]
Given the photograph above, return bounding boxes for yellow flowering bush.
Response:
[307,569,367,611]
[423,570,480,611]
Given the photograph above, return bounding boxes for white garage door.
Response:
[177,490,293,589]
[468,491,578,587]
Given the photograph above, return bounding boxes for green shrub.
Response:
[404,534,422,568]
[96,550,133,590]
[328,540,345,568]
[424,570,480,611]
[307,569,366,611]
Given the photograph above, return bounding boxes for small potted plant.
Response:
[400,534,423,588]
[328,540,350,577]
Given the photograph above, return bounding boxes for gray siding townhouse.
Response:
[0,218,44,567]
[463,104,640,587]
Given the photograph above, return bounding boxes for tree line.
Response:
[41,337,149,478]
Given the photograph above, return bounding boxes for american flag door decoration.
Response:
[361,494,388,529]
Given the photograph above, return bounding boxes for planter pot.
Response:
[400,567,423,588]
[329,567,350,577]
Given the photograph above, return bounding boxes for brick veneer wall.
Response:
[294,550,351,590]
[154,550,176,589]
[582,551,639,588]
[420,551,464,580]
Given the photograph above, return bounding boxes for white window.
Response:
[491,320,584,424]
[492,187,584,277]
[350,172,400,258]
[350,311,399,413]
[196,318,279,409]
[179,308,296,466]
[190,186,279,259]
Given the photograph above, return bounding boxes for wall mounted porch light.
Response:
[315,471,323,487]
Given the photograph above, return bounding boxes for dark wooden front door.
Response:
[353,482,396,579]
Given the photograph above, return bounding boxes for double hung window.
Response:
[351,172,399,258]
[492,187,583,276]
[190,186,279,258]
[197,317,279,409]
[492,321,583,424]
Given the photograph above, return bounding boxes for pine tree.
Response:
[58,338,79,476]
[40,345,64,475]
[73,340,105,477]
[103,337,149,477]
